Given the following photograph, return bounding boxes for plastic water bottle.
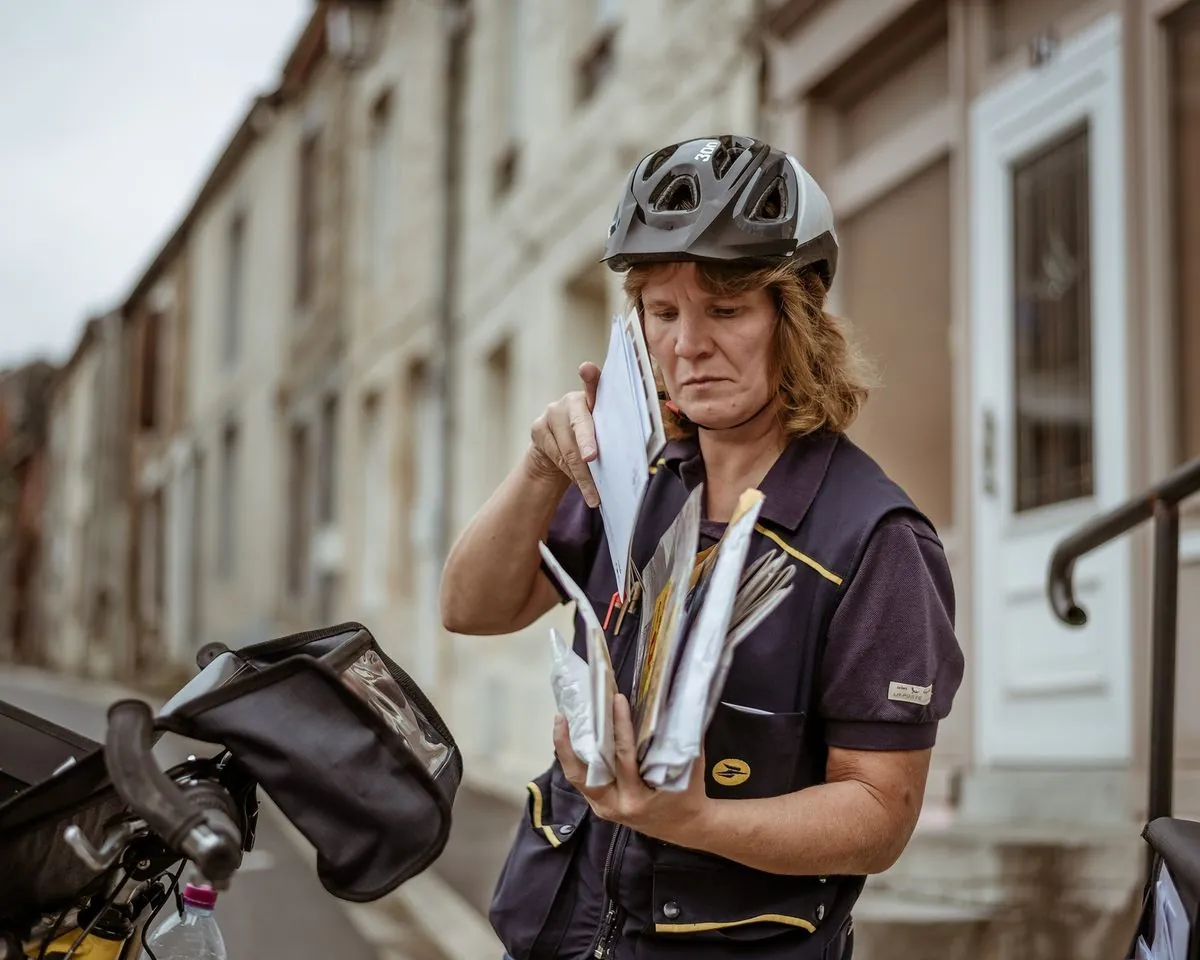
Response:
[141,883,227,960]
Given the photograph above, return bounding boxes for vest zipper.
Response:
[592,824,630,958]
[592,579,641,959]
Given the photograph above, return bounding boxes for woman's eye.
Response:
[652,311,677,322]
[711,306,741,318]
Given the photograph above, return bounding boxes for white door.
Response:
[970,14,1132,765]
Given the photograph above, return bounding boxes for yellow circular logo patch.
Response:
[711,758,751,787]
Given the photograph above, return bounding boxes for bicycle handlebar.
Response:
[103,699,242,889]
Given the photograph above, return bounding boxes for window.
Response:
[317,394,339,524]
[139,313,160,431]
[400,360,435,597]
[360,393,389,608]
[804,5,955,529]
[287,424,311,596]
[189,449,205,643]
[140,490,165,623]
[224,212,245,364]
[839,159,954,529]
[484,340,513,487]
[576,32,616,105]
[368,89,396,284]
[217,421,240,578]
[1171,5,1200,463]
[563,262,612,379]
[494,0,527,197]
[296,130,320,309]
[1010,127,1093,511]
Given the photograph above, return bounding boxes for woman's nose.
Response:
[674,312,712,359]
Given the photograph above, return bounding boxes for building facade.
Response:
[0,361,56,665]
[39,312,132,679]
[337,0,449,696]
[756,0,1200,955]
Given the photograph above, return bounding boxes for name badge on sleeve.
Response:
[888,681,933,706]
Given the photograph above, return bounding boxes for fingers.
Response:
[547,395,600,508]
[579,362,601,410]
[612,693,641,785]
[540,427,599,509]
[528,362,603,508]
[553,714,588,786]
[565,392,598,463]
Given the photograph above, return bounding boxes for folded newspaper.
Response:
[542,483,795,791]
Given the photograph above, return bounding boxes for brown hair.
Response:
[623,260,876,440]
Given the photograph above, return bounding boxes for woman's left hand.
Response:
[553,693,711,848]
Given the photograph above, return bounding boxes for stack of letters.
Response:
[542,312,795,791]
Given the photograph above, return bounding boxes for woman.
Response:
[440,135,964,960]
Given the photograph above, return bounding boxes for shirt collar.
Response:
[662,429,840,532]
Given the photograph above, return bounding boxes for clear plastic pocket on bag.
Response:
[337,648,451,779]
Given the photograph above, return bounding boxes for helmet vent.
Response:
[749,176,788,222]
[711,138,744,180]
[642,145,677,181]
[651,173,700,213]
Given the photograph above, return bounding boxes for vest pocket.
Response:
[488,767,589,959]
[650,860,830,947]
[703,701,806,800]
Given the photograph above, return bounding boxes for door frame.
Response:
[969,12,1133,766]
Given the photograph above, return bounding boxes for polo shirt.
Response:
[489,428,965,960]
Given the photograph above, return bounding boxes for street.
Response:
[0,669,440,960]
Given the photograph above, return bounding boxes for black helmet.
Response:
[602,134,839,288]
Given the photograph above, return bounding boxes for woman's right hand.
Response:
[527,361,602,508]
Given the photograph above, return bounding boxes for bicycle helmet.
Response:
[602,134,839,288]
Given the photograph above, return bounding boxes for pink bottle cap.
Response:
[183,883,218,909]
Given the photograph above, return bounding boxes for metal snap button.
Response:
[662,901,681,920]
[558,824,575,836]
[817,904,825,921]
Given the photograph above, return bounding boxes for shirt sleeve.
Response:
[818,512,965,751]
[539,483,602,603]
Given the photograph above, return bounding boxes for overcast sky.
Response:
[1,0,312,369]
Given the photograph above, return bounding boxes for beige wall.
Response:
[338,0,447,693]
[187,110,293,650]
[40,348,100,674]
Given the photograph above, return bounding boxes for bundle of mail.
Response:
[540,312,796,792]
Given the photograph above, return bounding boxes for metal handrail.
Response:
[1047,454,1200,837]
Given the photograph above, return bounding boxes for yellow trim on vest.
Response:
[526,781,561,847]
[647,457,667,476]
[753,524,843,586]
[655,914,818,934]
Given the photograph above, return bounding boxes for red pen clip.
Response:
[602,591,621,632]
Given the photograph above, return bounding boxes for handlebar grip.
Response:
[104,699,241,888]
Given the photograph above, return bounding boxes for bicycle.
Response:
[0,697,253,960]
[0,621,462,960]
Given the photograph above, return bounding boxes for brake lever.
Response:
[63,819,146,872]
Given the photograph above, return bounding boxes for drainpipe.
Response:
[433,0,470,700]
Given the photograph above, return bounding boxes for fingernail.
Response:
[581,444,595,459]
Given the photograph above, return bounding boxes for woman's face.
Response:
[640,262,777,430]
